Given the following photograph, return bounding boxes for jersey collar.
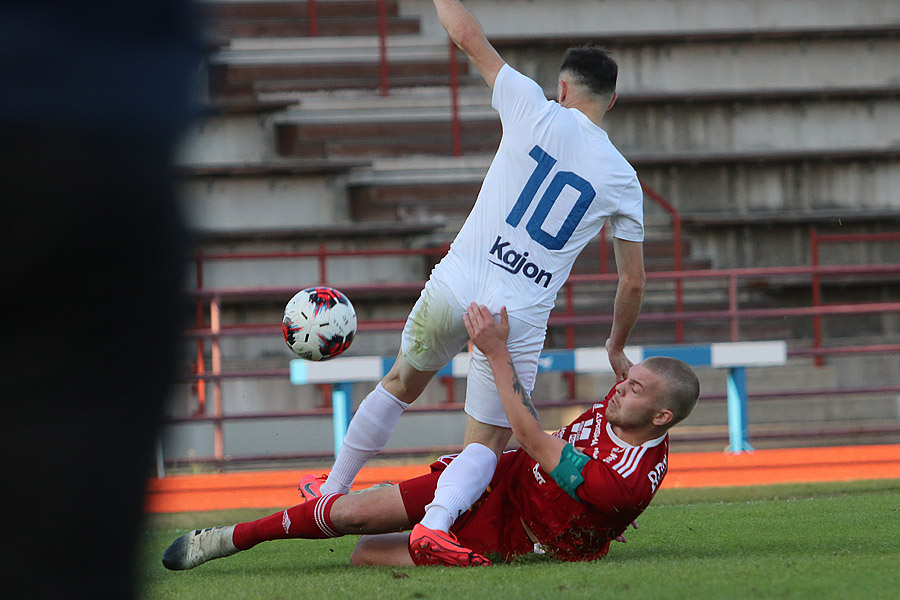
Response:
[606,421,668,449]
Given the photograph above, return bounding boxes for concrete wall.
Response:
[177,112,282,165]
[179,174,346,232]
[608,99,900,155]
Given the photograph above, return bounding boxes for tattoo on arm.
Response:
[509,360,539,420]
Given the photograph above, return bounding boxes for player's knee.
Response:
[329,500,373,533]
[474,435,509,458]
[380,367,409,398]
[464,421,512,458]
[381,358,433,403]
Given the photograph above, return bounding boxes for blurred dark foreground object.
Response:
[0,1,201,598]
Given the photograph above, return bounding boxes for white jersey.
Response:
[431,64,644,327]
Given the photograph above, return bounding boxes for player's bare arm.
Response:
[463,303,567,471]
[510,364,539,419]
[606,238,646,380]
[433,0,505,88]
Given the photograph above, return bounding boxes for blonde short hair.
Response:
[642,356,700,425]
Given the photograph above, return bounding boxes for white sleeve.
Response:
[491,64,553,129]
[608,175,645,242]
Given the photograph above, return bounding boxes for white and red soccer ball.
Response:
[282,287,357,361]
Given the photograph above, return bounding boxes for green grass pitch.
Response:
[139,479,900,600]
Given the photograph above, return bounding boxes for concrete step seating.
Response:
[177,157,370,178]
[341,155,684,241]
[269,83,900,159]
[206,36,470,100]
[199,97,296,116]
[176,158,375,232]
[198,0,419,39]
[332,141,898,270]
[187,4,900,322]
[633,160,900,220]
[681,209,900,268]
[194,218,447,246]
[190,219,448,291]
[277,113,497,158]
[203,21,900,98]
[491,24,900,46]
[676,209,900,271]
[188,225,703,294]
[258,74,900,108]
[494,25,900,92]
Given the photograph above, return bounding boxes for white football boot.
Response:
[162,525,239,570]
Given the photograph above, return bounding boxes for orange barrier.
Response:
[665,443,900,489]
[144,444,900,513]
[144,464,426,514]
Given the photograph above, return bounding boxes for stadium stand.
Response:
[164,0,900,468]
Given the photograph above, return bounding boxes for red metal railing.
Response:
[376,0,390,96]
[307,0,318,37]
[192,248,207,415]
[448,39,463,156]
[306,0,389,93]
[187,262,900,342]
[810,229,900,366]
[640,183,685,342]
[181,248,900,466]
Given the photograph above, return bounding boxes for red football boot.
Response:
[297,473,328,502]
[409,523,492,567]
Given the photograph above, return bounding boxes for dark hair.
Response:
[642,356,700,426]
[559,46,618,99]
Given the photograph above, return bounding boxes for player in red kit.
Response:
[396,383,672,563]
[163,304,699,569]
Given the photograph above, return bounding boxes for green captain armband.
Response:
[549,444,590,501]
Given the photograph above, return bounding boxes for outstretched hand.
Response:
[463,303,509,358]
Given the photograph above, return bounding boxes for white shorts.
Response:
[400,278,547,428]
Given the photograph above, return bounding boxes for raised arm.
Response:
[433,0,506,88]
[463,303,567,472]
[606,238,646,380]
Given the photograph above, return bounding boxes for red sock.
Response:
[232,493,344,550]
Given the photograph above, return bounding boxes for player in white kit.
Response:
[299,0,647,565]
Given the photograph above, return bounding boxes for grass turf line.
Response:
[139,479,900,600]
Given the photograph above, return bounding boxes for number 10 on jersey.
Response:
[506,145,597,251]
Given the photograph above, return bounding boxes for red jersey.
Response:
[436,386,669,562]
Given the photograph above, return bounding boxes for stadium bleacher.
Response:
[164,0,900,467]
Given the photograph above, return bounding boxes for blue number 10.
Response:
[505,145,596,251]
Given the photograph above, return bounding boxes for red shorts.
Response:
[397,470,440,524]
[397,460,532,561]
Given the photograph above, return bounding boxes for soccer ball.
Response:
[282,287,357,361]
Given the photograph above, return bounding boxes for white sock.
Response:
[419,443,498,532]
[320,383,409,495]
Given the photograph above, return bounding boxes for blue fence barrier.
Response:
[291,341,788,455]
